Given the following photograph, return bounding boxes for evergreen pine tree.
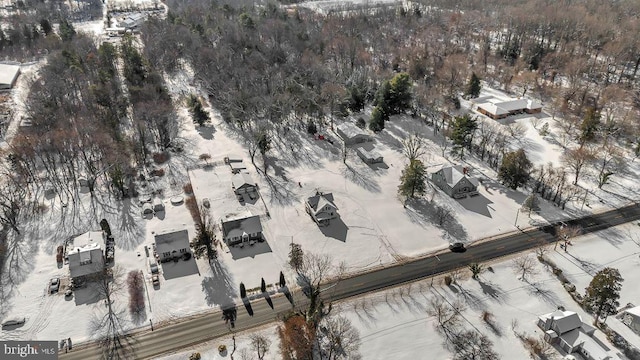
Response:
[584,267,623,324]
[465,72,482,99]
[398,159,426,198]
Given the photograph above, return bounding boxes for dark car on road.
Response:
[449,242,466,252]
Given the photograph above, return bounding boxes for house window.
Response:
[80,259,92,265]
[180,248,186,253]
[163,252,170,257]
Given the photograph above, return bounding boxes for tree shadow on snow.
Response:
[405,198,468,241]
[477,279,509,304]
[201,259,236,308]
[341,164,381,193]
[196,124,216,140]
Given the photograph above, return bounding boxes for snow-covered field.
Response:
[3,62,640,358]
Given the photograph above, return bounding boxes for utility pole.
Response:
[514,208,520,227]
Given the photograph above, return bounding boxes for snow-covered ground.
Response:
[161,224,640,360]
[3,62,640,356]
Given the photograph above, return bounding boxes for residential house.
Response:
[221,214,263,246]
[0,63,20,90]
[537,310,612,360]
[622,306,640,333]
[305,191,338,226]
[68,231,106,284]
[431,165,479,199]
[119,13,146,30]
[356,147,383,164]
[154,229,190,263]
[232,172,257,197]
[229,161,247,174]
[477,98,542,119]
[336,123,371,145]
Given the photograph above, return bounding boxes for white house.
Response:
[154,229,190,262]
[221,214,263,246]
[622,306,640,333]
[68,231,106,283]
[0,63,20,90]
[336,122,370,145]
[119,13,146,30]
[431,165,479,199]
[305,192,338,226]
[537,310,612,360]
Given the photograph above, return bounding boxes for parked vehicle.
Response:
[152,274,160,286]
[2,318,25,328]
[150,261,159,274]
[50,278,60,293]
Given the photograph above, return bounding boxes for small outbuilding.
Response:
[431,165,479,199]
[356,147,383,164]
[142,202,153,215]
[336,122,371,145]
[229,161,247,174]
[305,191,338,226]
[152,198,164,213]
[221,214,263,246]
[0,63,20,90]
[232,172,257,196]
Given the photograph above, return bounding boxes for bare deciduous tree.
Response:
[319,315,361,360]
[511,254,538,282]
[427,297,465,343]
[451,330,499,360]
[250,334,271,360]
[402,135,426,163]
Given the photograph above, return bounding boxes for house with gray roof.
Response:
[431,165,479,199]
[477,97,542,119]
[154,229,190,262]
[232,172,256,196]
[537,310,612,360]
[621,306,640,333]
[305,192,338,226]
[221,214,263,246]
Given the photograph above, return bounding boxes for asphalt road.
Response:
[61,203,640,360]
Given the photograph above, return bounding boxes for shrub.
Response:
[56,253,63,263]
[150,168,165,177]
[189,353,201,360]
[444,275,453,286]
[481,311,494,323]
[127,271,145,315]
[183,183,193,195]
[152,152,170,164]
[356,117,366,128]
[185,196,200,224]
[306,120,317,135]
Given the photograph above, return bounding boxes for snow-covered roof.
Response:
[0,63,20,87]
[71,231,105,251]
[624,306,640,317]
[230,162,246,171]
[222,215,263,238]
[356,147,382,160]
[478,98,542,116]
[539,310,583,334]
[436,165,479,187]
[561,329,612,360]
[337,122,368,140]
[306,192,337,214]
[154,229,190,256]
[232,172,254,189]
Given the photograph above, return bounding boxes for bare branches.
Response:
[511,254,538,282]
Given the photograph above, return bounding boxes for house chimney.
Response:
[463,167,468,175]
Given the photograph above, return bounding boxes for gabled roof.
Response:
[540,310,583,334]
[436,166,479,187]
[222,215,263,238]
[356,147,383,160]
[478,98,542,115]
[232,172,254,189]
[306,192,337,214]
[154,229,190,255]
[625,306,640,317]
[337,122,368,139]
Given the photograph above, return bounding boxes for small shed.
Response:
[0,63,20,90]
[142,203,153,215]
[230,161,247,174]
[152,198,164,212]
[336,123,370,145]
[356,147,383,164]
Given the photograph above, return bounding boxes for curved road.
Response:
[61,203,640,359]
